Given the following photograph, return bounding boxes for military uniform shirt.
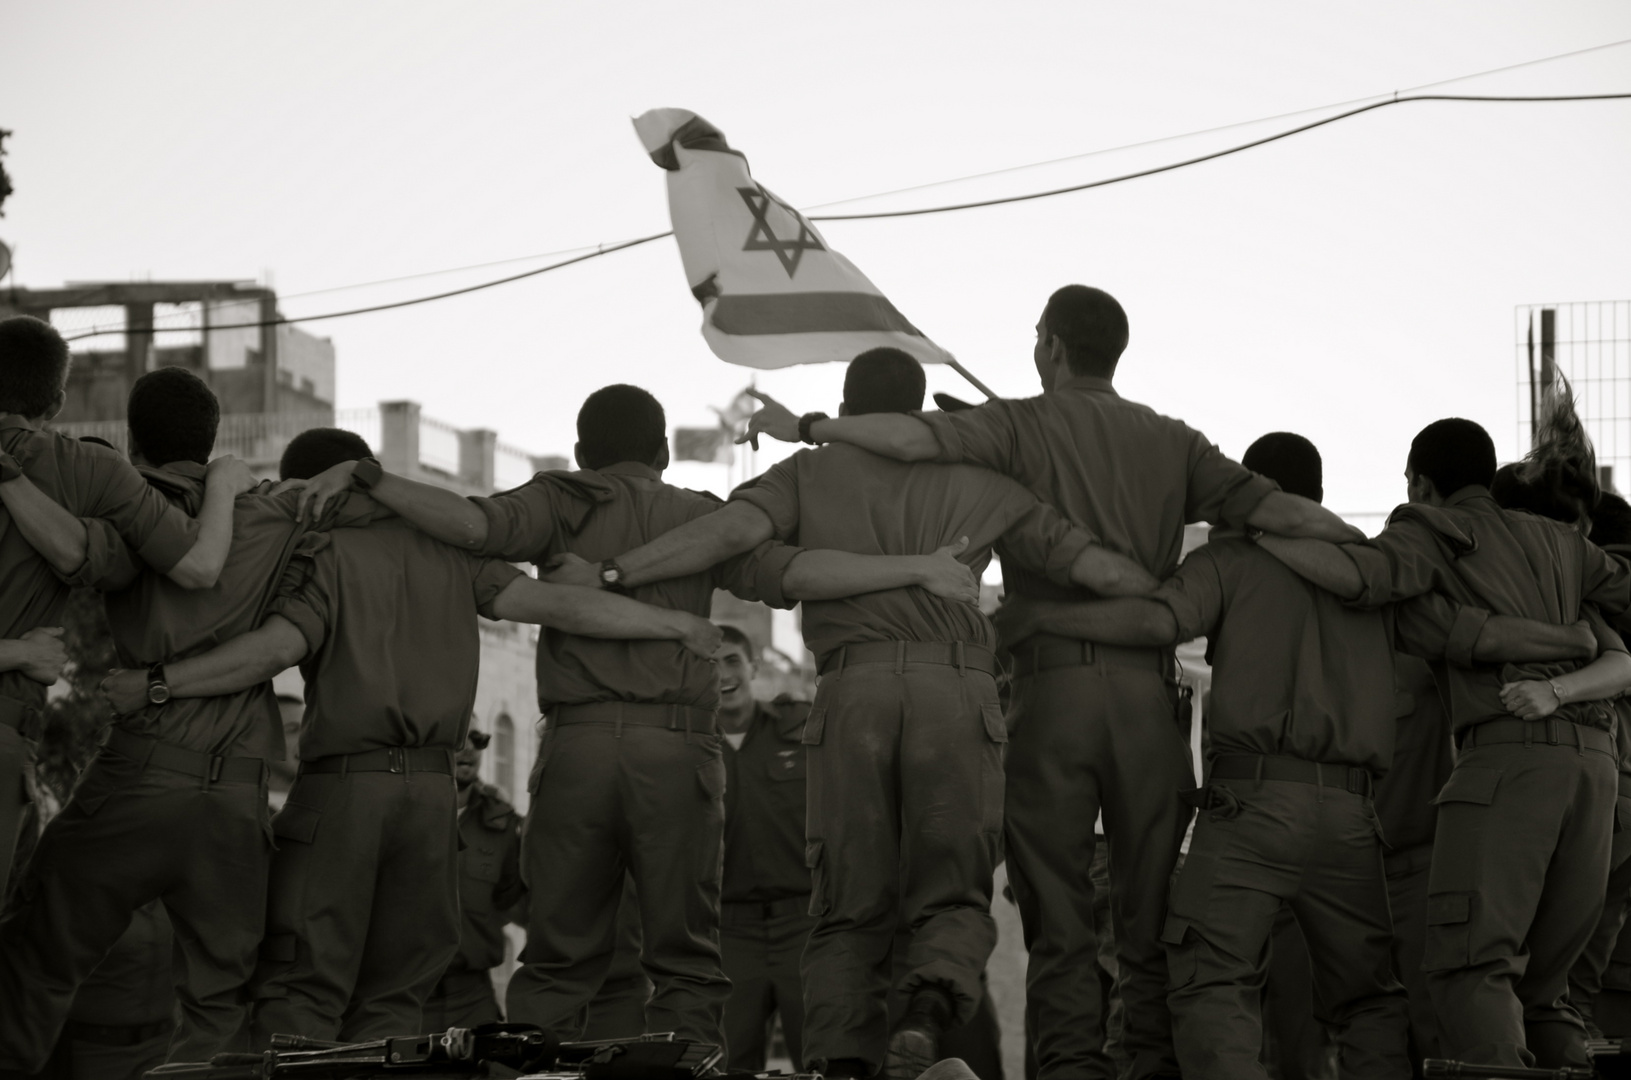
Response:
[448,782,525,974]
[912,376,1278,597]
[84,462,377,760]
[270,517,521,759]
[731,443,1096,662]
[1155,533,1396,774]
[722,699,811,904]
[1343,487,1631,734]
[471,462,795,712]
[0,417,197,711]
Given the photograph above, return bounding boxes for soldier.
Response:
[1255,418,1631,1066]
[98,427,725,1046]
[0,317,246,908]
[288,383,980,1051]
[739,288,1362,1080]
[576,350,1163,1080]
[422,726,526,1030]
[712,625,815,1072]
[0,368,332,1066]
[41,902,175,1080]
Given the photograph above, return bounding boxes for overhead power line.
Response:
[59,87,1631,343]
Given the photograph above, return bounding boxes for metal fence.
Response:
[1516,301,1631,492]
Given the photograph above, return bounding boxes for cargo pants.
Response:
[799,654,1004,1073]
[579,874,654,1040]
[1424,723,1617,1067]
[0,738,268,1071]
[722,899,815,1070]
[1164,773,1408,1080]
[505,709,730,1048]
[1004,649,1195,1080]
[1565,780,1631,1036]
[249,767,459,1045]
[0,710,28,905]
[1384,842,1442,1067]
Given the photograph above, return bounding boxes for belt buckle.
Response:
[387,747,406,774]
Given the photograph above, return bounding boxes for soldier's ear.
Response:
[573,442,586,470]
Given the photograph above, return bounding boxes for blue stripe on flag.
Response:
[710,293,924,337]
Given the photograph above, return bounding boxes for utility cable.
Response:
[58,88,1631,342]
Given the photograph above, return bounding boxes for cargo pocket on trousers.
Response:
[1432,766,1501,807]
[271,802,322,849]
[1615,795,1631,835]
[801,706,826,747]
[806,840,831,918]
[980,702,1008,834]
[697,753,726,802]
[1161,914,1198,988]
[1423,892,1473,971]
[527,729,556,797]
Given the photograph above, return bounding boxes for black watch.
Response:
[797,412,830,445]
[351,456,384,491]
[599,559,629,594]
[146,662,171,706]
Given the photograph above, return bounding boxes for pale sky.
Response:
[3,0,1629,515]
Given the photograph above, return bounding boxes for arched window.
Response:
[493,713,517,798]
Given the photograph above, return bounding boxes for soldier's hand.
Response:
[542,552,601,588]
[293,459,358,523]
[678,615,724,660]
[735,390,800,451]
[916,536,980,606]
[16,626,68,685]
[1500,679,1560,720]
[99,668,150,716]
[206,454,258,497]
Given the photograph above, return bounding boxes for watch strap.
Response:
[599,559,629,595]
[797,412,830,445]
[351,456,384,491]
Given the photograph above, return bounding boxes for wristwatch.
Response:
[350,456,384,491]
[1549,679,1571,705]
[599,559,629,594]
[146,663,171,706]
[797,412,830,445]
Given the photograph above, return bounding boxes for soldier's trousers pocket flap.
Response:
[1427,892,1471,926]
[1615,796,1631,834]
[1160,914,1190,946]
[1433,766,1501,806]
[980,703,1008,743]
[271,802,321,845]
[801,707,826,747]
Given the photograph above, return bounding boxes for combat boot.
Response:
[822,1057,873,1078]
[884,984,955,1080]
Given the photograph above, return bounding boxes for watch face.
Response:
[601,568,619,584]
[148,684,171,705]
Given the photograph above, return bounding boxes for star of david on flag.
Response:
[632,108,954,371]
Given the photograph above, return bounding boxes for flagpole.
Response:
[946,358,999,401]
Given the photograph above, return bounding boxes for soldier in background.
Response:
[422,726,526,1030]
[713,625,814,1072]
[42,902,175,1080]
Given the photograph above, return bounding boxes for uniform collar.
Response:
[466,782,515,827]
[596,460,661,482]
[0,414,43,432]
[1444,485,1494,508]
[1057,375,1117,396]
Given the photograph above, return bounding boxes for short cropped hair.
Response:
[127,367,219,466]
[1592,492,1631,547]
[844,348,926,415]
[1407,419,1497,499]
[1042,286,1129,377]
[718,624,754,657]
[577,385,666,470]
[280,427,372,480]
[1243,432,1323,504]
[0,316,71,417]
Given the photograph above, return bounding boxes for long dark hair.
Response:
[1492,377,1601,531]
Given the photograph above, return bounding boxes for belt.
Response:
[1010,639,1170,679]
[105,728,265,784]
[1456,718,1616,756]
[0,695,42,738]
[1210,753,1374,797]
[300,746,453,776]
[722,895,811,923]
[60,1017,173,1046]
[549,701,717,737]
[819,641,996,677]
